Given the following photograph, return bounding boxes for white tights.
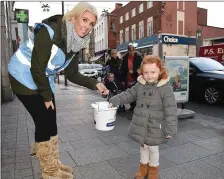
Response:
[140,144,159,167]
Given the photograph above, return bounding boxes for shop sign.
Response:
[162,35,196,45]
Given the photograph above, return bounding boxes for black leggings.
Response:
[16,94,57,142]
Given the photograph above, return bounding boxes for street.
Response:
[1,81,224,179]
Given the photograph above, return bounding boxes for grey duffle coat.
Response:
[109,75,178,146]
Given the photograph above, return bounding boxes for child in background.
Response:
[109,55,177,179]
[105,72,125,112]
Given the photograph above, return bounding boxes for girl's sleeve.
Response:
[109,84,137,106]
[160,85,178,136]
[30,27,53,102]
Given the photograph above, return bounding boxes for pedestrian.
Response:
[8,2,109,179]
[120,44,143,110]
[106,49,122,83]
[109,55,178,179]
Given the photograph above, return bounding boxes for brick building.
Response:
[113,1,224,57]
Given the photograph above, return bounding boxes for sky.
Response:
[14,1,224,28]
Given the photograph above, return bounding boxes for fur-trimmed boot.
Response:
[135,162,149,179]
[36,140,73,179]
[51,136,73,174]
[30,136,73,174]
[147,166,159,179]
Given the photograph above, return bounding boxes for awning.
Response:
[90,54,104,62]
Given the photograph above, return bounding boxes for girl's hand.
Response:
[109,103,114,108]
[166,135,172,139]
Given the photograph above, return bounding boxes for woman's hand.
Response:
[44,101,55,110]
[96,83,109,96]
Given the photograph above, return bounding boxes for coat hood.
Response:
[137,75,170,87]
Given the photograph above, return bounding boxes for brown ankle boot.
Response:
[51,136,73,174]
[147,166,159,179]
[36,140,73,179]
[135,163,149,179]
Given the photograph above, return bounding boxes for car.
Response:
[78,64,98,79]
[189,57,224,105]
[90,64,103,75]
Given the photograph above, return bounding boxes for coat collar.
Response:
[137,75,170,87]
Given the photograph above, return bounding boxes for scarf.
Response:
[66,19,90,53]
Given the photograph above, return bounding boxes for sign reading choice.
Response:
[162,35,196,45]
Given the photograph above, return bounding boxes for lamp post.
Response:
[196,29,202,57]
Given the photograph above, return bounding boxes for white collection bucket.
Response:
[91,102,118,131]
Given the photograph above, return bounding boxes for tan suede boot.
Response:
[147,166,159,179]
[30,137,73,174]
[135,163,149,179]
[51,136,73,174]
[36,140,73,179]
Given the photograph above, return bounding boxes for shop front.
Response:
[162,34,196,57]
[117,35,158,57]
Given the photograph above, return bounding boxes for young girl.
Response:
[109,55,177,179]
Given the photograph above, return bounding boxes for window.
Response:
[125,27,129,42]
[132,8,136,17]
[99,25,101,34]
[139,3,143,13]
[147,1,153,9]
[147,17,153,36]
[120,16,123,24]
[139,21,144,39]
[102,39,104,50]
[102,23,103,34]
[120,30,123,44]
[125,12,129,21]
[131,24,136,41]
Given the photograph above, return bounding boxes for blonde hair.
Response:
[62,2,98,23]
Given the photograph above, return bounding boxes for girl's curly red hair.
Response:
[138,55,168,80]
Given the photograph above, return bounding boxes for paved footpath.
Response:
[1,81,224,179]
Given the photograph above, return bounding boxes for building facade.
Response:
[1,1,15,102]
[93,13,108,63]
[115,1,224,57]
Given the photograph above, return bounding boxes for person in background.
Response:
[105,72,125,112]
[109,55,177,179]
[8,2,108,179]
[120,45,143,110]
[106,49,122,85]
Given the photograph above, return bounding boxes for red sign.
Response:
[199,44,224,62]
